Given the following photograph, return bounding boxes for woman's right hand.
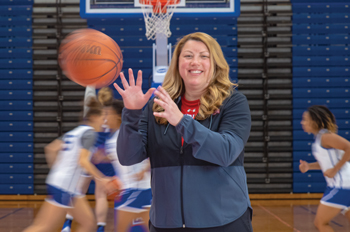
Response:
[299,160,309,173]
[113,68,155,110]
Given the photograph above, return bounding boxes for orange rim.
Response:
[139,0,180,7]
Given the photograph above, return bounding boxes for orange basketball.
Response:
[58,28,123,89]
[106,177,122,201]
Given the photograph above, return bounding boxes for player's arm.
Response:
[83,86,96,117]
[299,160,321,173]
[44,139,63,168]
[322,133,350,178]
[79,148,106,180]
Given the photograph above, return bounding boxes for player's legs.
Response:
[95,178,109,228]
[70,196,97,232]
[23,201,67,232]
[116,189,151,232]
[62,175,93,232]
[314,203,341,232]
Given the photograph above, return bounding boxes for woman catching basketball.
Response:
[23,98,119,232]
[114,32,252,231]
[299,105,350,232]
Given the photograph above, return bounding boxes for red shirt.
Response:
[180,96,200,146]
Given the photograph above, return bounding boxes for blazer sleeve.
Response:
[116,103,150,166]
[175,92,251,167]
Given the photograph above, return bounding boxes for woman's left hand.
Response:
[153,86,183,126]
[324,168,338,178]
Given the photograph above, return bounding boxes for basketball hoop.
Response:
[139,0,180,40]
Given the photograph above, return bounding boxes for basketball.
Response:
[58,28,123,89]
[106,177,122,201]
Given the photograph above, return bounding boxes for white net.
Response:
[140,0,179,40]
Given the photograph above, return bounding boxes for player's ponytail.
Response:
[85,97,103,121]
[98,87,114,106]
[307,105,337,133]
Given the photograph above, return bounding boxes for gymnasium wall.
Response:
[0,0,349,195]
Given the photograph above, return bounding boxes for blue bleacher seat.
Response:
[0,143,33,152]
[293,57,350,66]
[0,153,33,163]
[0,0,33,5]
[293,67,349,77]
[0,132,33,142]
[0,48,32,58]
[293,98,350,109]
[0,164,33,173]
[0,38,32,48]
[293,151,316,162]
[293,88,350,98]
[0,101,32,110]
[293,131,313,141]
[0,16,32,26]
[292,13,350,24]
[0,6,33,16]
[87,180,95,194]
[0,121,33,131]
[121,47,152,59]
[0,184,33,194]
[293,24,350,35]
[0,59,32,68]
[0,174,33,184]
[294,172,324,182]
[293,140,313,151]
[292,46,350,56]
[292,35,350,45]
[293,77,350,88]
[0,80,32,90]
[0,90,32,100]
[0,70,32,79]
[0,111,33,120]
[292,3,350,14]
[293,182,326,193]
[0,27,32,37]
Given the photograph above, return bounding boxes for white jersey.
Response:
[105,130,151,190]
[312,129,350,189]
[46,125,94,194]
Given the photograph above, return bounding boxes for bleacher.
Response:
[0,0,33,194]
[292,1,350,193]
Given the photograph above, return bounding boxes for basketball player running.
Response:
[299,105,350,232]
[23,98,118,232]
[62,86,121,232]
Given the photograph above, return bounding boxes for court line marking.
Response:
[257,204,302,232]
[299,206,344,227]
[0,208,23,221]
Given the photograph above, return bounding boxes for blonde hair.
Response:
[153,32,237,124]
[98,87,113,106]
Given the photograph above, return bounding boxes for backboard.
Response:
[80,0,240,18]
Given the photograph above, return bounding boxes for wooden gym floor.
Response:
[0,194,349,232]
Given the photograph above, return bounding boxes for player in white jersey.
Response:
[104,99,151,232]
[299,105,350,232]
[23,98,120,232]
[62,86,120,232]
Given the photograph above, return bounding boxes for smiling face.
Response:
[178,40,212,95]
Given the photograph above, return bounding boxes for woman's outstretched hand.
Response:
[153,86,183,126]
[114,68,155,110]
